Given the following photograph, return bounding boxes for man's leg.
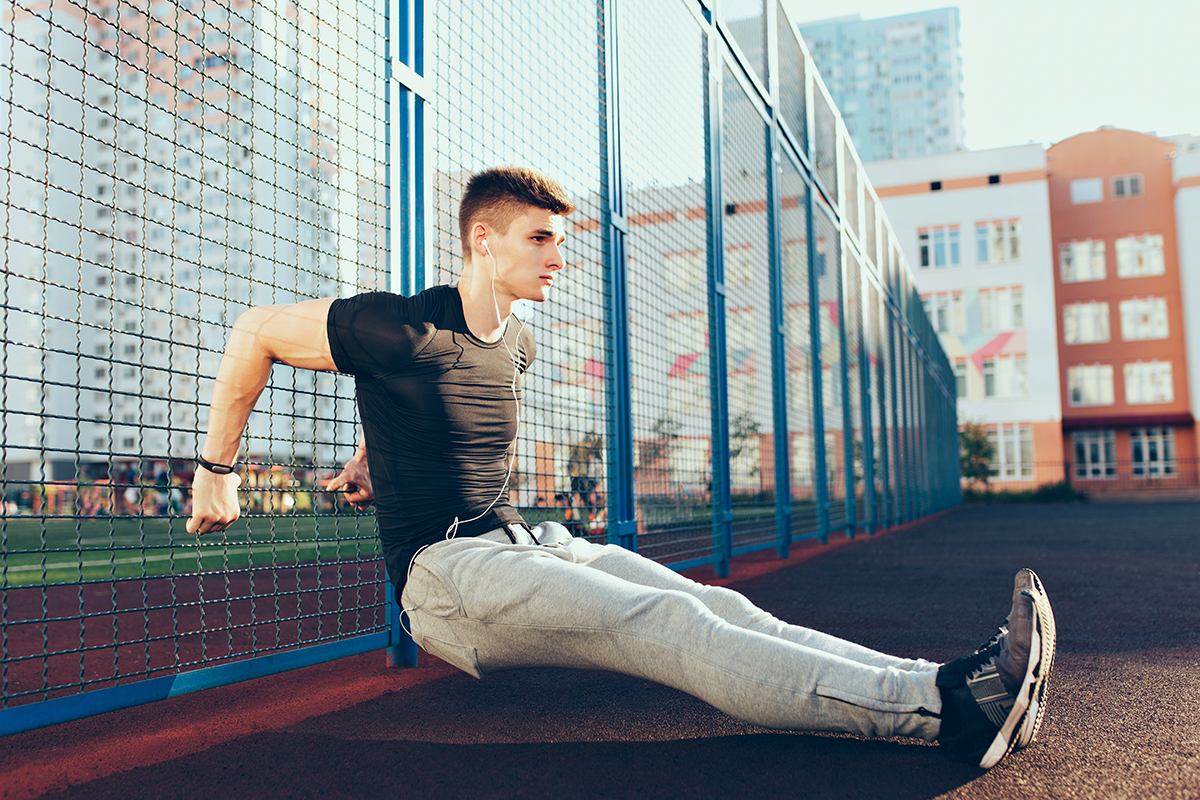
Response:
[539,525,938,675]
[402,531,943,740]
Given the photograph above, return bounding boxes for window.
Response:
[1112,174,1143,198]
[975,219,1019,264]
[1060,239,1106,282]
[1062,302,1110,344]
[1119,296,1169,341]
[1067,364,1114,406]
[1073,430,1116,479]
[664,250,703,294]
[724,245,754,289]
[921,291,966,334]
[954,359,967,398]
[917,224,960,268]
[1124,360,1174,405]
[1131,427,1176,477]
[982,354,1028,398]
[979,286,1024,333]
[1115,234,1165,278]
[1070,178,1104,204]
[986,424,1034,480]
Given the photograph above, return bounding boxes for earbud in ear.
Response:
[482,238,490,253]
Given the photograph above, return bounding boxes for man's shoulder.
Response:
[335,284,456,324]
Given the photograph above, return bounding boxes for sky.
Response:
[783,0,1200,151]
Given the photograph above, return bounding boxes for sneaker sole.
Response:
[978,569,1055,769]
[1014,569,1056,751]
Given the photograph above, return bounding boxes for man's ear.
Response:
[471,222,490,256]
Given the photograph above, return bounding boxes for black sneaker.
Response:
[936,569,1055,769]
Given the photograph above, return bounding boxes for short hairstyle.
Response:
[458,166,576,257]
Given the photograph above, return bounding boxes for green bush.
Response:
[961,481,1086,505]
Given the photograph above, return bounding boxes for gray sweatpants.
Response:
[400,522,943,740]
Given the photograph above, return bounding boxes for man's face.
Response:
[485,207,566,304]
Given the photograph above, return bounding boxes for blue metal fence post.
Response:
[898,322,912,524]
[767,120,792,560]
[386,0,430,300]
[383,0,428,666]
[385,573,419,667]
[705,15,732,577]
[599,0,637,553]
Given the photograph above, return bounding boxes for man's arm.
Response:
[187,298,337,535]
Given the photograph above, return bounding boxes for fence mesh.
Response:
[2,0,389,709]
[778,150,817,538]
[1,0,960,719]
[720,64,773,553]
[619,0,711,565]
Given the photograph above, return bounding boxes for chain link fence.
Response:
[1,0,959,732]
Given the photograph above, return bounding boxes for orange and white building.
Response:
[865,145,1064,488]
[1048,128,1195,489]
[866,128,1200,495]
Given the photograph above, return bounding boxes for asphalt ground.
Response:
[4,502,1199,799]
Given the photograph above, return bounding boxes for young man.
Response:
[188,166,1055,769]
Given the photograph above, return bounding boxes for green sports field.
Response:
[0,514,381,588]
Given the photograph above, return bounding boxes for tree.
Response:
[959,422,994,489]
[729,412,761,478]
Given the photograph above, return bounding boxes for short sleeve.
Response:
[327,292,429,377]
[518,326,537,373]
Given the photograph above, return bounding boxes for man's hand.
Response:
[327,448,374,510]
[187,469,243,535]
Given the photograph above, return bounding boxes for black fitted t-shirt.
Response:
[326,285,534,591]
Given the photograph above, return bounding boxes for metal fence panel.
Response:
[778,149,818,540]
[1,0,962,730]
[2,0,390,712]
[720,64,774,556]
[426,0,608,544]
[618,0,711,565]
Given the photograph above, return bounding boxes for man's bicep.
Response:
[238,298,338,372]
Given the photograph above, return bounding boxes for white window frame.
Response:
[1060,239,1106,283]
[1062,301,1111,344]
[986,424,1034,480]
[979,286,1025,333]
[1119,296,1169,341]
[917,224,961,269]
[664,249,704,294]
[921,291,966,335]
[1115,234,1165,278]
[975,218,1020,264]
[1112,174,1143,199]
[1130,427,1176,477]
[982,354,1028,399]
[953,359,968,399]
[1073,429,1116,480]
[1067,364,1115,407]
[1124,360,1174,405]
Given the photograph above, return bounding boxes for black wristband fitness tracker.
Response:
[196,455,237,475]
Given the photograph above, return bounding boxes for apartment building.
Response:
[2,0,376,483]
[866,144,1063,487]
[1175,138,1200,435]
[1048,128,1195,486]
[796,9,964,162]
